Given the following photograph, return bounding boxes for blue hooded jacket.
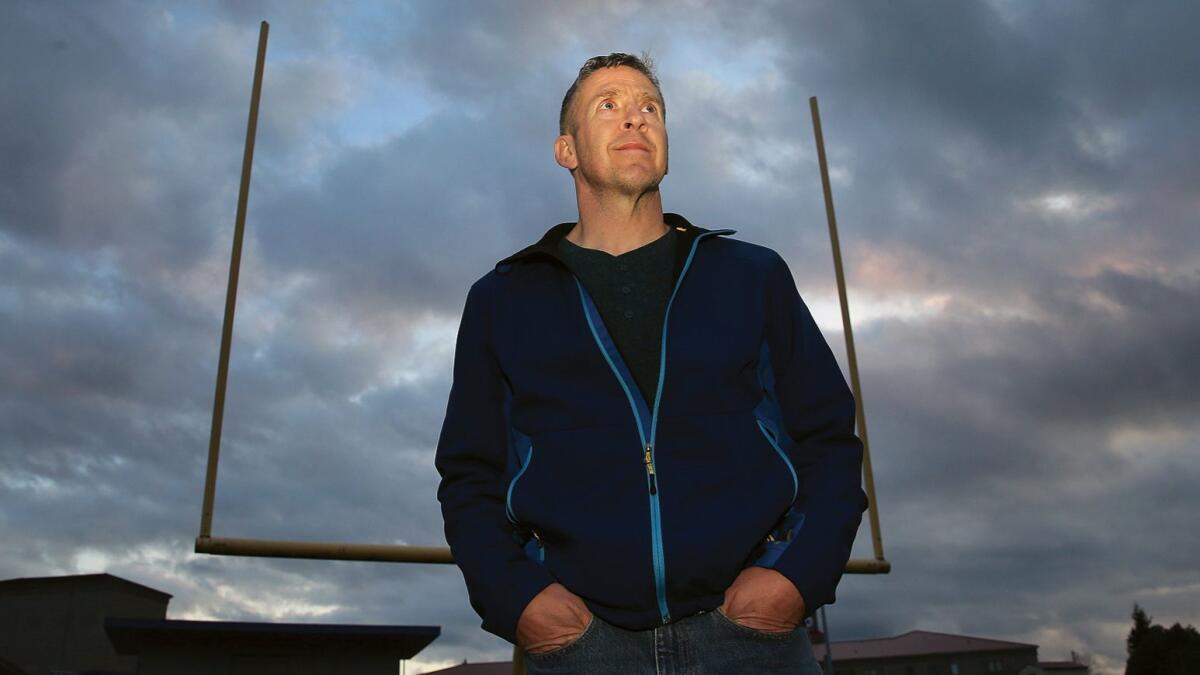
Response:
[435,212,869,644]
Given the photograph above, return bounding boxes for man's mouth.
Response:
[614,142,650,152]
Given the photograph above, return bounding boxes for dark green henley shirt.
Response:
[556,226,678,406]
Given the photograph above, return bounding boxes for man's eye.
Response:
[643,104,657,113]
[600,101,615,110]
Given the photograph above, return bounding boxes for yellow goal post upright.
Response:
[195,21,889,674]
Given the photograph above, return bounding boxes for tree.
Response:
[1125,603,1200,675]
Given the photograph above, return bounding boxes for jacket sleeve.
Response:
[435,275,556,644]
[758,251,870,617]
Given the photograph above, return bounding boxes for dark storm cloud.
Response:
[354,1,638,101]
[0,2,367,271]
[1,4,235,255]
[1,2,1197,673]
[0,3,486,662]
[859,265,1200,499]
[696,0,1200,294]
[248,106,575,316]
[665,4,1198,668]
[832,262,1200,667]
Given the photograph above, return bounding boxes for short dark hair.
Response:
[559,51,665,136]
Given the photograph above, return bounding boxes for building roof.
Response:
[1038,661,1089,671]
[0,573,171,603]
[812,629,1039,661]
[423,662,512,675]
[104,618,440,660]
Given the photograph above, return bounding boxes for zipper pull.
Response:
[644,443,657,495]
[531,529,545,563]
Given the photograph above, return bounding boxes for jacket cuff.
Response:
[757,498,866,618]
[476,560,556,644]
[755,549,834,619]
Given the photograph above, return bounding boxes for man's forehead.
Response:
[582,67,659,98]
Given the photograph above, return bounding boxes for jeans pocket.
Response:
[524,613,598,660]
[713,606,799,641]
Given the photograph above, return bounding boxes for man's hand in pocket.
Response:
[719,566,806,633]
[517,583,593,654]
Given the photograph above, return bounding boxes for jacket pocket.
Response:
[750,414,805,568]
[505,440,535,526]
[754,417,798,503]
[506,438,546,564]
[510,424,657,617]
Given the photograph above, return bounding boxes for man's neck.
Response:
[566,187,668,256]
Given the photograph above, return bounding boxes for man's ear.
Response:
[554,134,578,171]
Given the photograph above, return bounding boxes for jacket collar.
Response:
[494,212,735,274]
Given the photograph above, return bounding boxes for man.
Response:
[435,52,868,674]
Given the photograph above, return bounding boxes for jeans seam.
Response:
[654,626,662,675]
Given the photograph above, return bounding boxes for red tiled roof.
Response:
[422,662,513,675]
[812,629,1039,661]
[1038,661,1089,671]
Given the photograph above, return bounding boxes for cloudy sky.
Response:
[2,1,1196,673]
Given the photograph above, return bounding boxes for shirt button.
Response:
[621,285,632,294]
[623,309,634,319]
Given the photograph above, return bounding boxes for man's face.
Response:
[555,65,668,195]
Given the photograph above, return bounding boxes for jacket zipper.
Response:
[575,228,735,625]
[643,443,657,494]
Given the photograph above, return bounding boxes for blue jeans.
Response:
[523,608,825,674]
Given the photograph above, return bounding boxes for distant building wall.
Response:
[1,575,440,675]
[105,619,440,675]
[0,574,169,675]
[133,645,405,675]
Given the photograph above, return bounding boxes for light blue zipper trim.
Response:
[756,419,798,502]
[647,230,736,458]
[576,281,650,442]
[505,443,534,525]
[576,278,665,620]
[574,228,735,625]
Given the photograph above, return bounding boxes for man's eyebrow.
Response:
[591,88,661,104]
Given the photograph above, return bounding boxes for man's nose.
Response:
[622,109,647,129]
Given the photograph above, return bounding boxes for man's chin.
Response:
[610,170,665,195]
[612,181,662,198]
